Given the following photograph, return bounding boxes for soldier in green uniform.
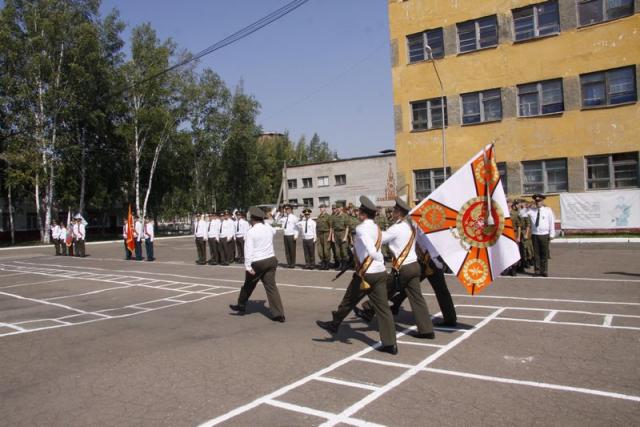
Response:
[315,204,332,270]
[331,202,349,270]
[503,199,521,276]
[518,199,534,272]
[347,206,362,268]
[329,204,339,269]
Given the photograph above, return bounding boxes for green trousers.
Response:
[316,231,331,262]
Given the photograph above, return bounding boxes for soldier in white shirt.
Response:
[220,210,236,265]
[234,211,251,264]
[317,196,397,355]
[354,198,435,339]
[206,213,220,265]
[526,194,556,277]
[59,223,68,256]
[133,216,144,261]
[122,218,132,260]
[194,213,208,265]
[297,208,317,269]
[51,220,61,256]
[71,219,79,256]
[279,204,299,268]
[144,217,155,261]
[75,218,87,257]
[229,206,285,322]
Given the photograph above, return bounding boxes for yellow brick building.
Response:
[388,0,640,215]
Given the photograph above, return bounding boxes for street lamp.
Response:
[425,45,447,181]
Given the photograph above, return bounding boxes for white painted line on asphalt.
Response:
[44,285,132,301]
[354,357,415,370]
[315,376,381,391]
[0,278,67,290]
[424,368,640,402]
[264,400,383,427]
[396,340,444,348]
[544,310,558,322]
[495,316,640,331]
[0,290,88,314]
[603,314,613,327]
[321,309,505,427]
[0,322,25,331]
[459,303,640,319]
[0,272,29,279]
[0,235,190,251]
[446,293,640,306]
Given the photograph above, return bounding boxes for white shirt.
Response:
[194,219,208,239]
[207,219,221,239]
[354,219,386,274]
[134,221,144,242]
[280,213,299,237]
[220,218,235,240]
[122,223,129,239]
[244,222,277,271]
[235,218,251,238]
[298,218,317,240]
[526,205,555,238]
[382,220,417,267]
[59,227,67,242]
[77,223,86,240]
[51,225,60,239]
[144,222,154,241]
[72,223,79,239]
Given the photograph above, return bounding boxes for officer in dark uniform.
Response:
[315,204,332,270]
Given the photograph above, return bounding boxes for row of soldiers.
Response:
[122,217,156,262]
[50,218,87,257]
[193,210,251,266]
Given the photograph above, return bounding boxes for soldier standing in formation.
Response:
[504,198,521,276]
[316,196,398,355]
[134,216,143,261]
[331,202,349,270]
[230,206,285,322]
[518,200,533,272]
[328,204,339,268]
[234,211,250,264]
[51,220,61,255]
[144,217,155,261]
[526,194,555,277]
[220,210,236,265]
[315,204,332,270]
[206,213,219,265]
[194,213,208,265]
[75,217,86,257]
[122,218,132,260]
[59,223,68,256]
[298,208,317,269]
[280,204,298,268]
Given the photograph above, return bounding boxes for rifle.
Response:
[331,263,351,282]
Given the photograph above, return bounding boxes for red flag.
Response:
[410,144,520,295]
[126,205,136,254]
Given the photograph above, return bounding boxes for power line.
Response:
[122,0,312,93]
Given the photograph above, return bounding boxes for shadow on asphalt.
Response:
[604,271,640,277]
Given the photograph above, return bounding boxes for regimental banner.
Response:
[410,144,520,295]
[560,190,640,230]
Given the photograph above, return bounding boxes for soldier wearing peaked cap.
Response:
[526,194,555,277]
[230,206,285,322]
[234,210,250,264]
[317,196,398,355]
[315,204,332,270]
[298,208,317,269]
[279,204,299,268]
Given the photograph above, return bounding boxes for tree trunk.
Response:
[7,185,15,245]
[34,170,43,241]
[43,160,54,244]
[79,130,87,214]
[141,138,166,219]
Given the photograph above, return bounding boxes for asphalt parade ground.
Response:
[0,236,639,426]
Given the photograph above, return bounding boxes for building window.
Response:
[414,167,451,201]
[497,162,508,194]
[513,1,560,41]
[518,79,564,116]
[457,15,498,53]
[302,177,313,188]
[407,28,444,63]
[586,152,639,189]
[319,196,330,206]
[411,97,448,131]
[303,198,314,208]
[288,199,298,205]
[581,66,637,107]
[578,0,634,27]
[461,89,502,124]
[317,176,329,187]
[287,179,297,190]
[522,159,568,194]
[335,174,347,186]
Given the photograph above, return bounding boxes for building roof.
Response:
[287,152,396,169]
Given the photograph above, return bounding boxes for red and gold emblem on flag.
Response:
[410,144,520,295]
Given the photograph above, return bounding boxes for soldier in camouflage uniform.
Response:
[347,206,362,269]
[518,199,534,271]
[331,202,349,271]
[315,204,332,270]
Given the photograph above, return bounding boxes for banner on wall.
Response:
[560,190,640,229]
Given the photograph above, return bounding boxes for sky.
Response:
[99,0,396,158]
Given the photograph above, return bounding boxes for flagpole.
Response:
[425,45,446,181]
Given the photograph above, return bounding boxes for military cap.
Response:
[394,197,411,214]
[248,206,265,219]
[302,208,312,214]
[319,203,327,208]
[283,203,292,209]
[331,204,336,209]
[532,193,546,201]
[359,195,377,215]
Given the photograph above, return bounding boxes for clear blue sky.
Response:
[100,0,395,158]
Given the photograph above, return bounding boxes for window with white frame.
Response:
[303,198,314,208]
[407,27,444,63]
[586,152,639,189]
[287,179,297,189]
[334,174,346,186]
[411,97,448,130]
[578,0,634,27]
[513,1,560,41]
[317,176,329,187]
[319,196,330,206]
[581,66,637,107]
[414,167,451,201]
[461,89,502,124]
[457,15,498,53]
[518,79,564,116]
[302,177,313,188]
[522,159,568,194]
